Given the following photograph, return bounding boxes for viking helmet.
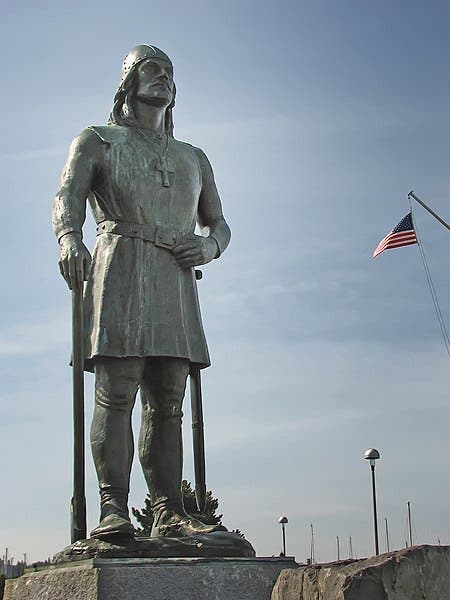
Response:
[120,44,173,84]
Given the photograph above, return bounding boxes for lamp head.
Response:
[364,448,380,467]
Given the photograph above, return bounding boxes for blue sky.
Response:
[1,0,449,563]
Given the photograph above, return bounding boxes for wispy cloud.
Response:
[0,340,46,355]
[205,410,366,452]
[0,312,69,356]
[5,147,67,161]
[179,103,450,143]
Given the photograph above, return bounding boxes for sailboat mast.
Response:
[310,523,315,564]
[407,501,413,547]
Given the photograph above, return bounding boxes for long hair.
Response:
[108,64,176,136]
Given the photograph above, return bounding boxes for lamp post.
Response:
[278,516,288,556]
[364,448,380,556]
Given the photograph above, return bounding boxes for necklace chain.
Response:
[137,128,173,187]
[138,128,169,160]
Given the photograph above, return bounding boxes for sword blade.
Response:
[190,367,206,513]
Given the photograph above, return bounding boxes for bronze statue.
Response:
[52,45,231,542]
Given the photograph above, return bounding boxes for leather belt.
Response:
[96,220,179,249]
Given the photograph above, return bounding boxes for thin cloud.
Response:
[206,410,367,452]
[0,341,46,356]
[6,147,67,161]
[0,313,69,355]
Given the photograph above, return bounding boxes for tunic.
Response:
[52,125,223,371]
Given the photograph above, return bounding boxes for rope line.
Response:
[409,197,450,359]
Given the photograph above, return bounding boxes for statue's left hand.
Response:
[172,235,219,268]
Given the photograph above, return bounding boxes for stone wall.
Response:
[272,545,450,600]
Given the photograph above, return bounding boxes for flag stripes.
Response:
[373,213,417,259]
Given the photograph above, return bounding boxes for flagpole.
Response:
[409,198,450,359]
[408,191,450,232]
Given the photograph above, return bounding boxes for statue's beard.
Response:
[135,90,172,108]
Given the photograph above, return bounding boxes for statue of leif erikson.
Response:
[52,45,231,542]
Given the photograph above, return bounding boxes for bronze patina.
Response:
[53,44,231,543]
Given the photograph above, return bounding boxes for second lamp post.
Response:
[278,516,288,556]
[364,448,380,556]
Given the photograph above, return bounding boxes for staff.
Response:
[71,281,87,542]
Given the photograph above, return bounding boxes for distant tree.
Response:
[132,479,223,536]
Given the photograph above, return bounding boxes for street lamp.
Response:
[278,516,288,556]
[364,448,380,555]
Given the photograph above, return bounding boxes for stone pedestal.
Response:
[4,556,297,600]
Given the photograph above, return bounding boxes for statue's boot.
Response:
[90,515,134,540]
[150,500,226,538]
[139,358,226,538]
[90,358,140,542]
[90,489,135,541]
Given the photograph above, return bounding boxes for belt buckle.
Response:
[155,226,178,249]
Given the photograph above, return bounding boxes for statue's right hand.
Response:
[58,233,92,290]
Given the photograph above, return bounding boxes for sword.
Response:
[190,366,206,513]
[190,268,206,513]
[71,282,87,542]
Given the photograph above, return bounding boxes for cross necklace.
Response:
[138,128,174,187]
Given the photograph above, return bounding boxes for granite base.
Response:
[4,556,297,600]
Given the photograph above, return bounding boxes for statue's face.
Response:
[134,58,174,108]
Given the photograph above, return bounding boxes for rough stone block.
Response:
[4,563,99,600]
[271,545,450,600]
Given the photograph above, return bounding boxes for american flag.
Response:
[373,213,418,259]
